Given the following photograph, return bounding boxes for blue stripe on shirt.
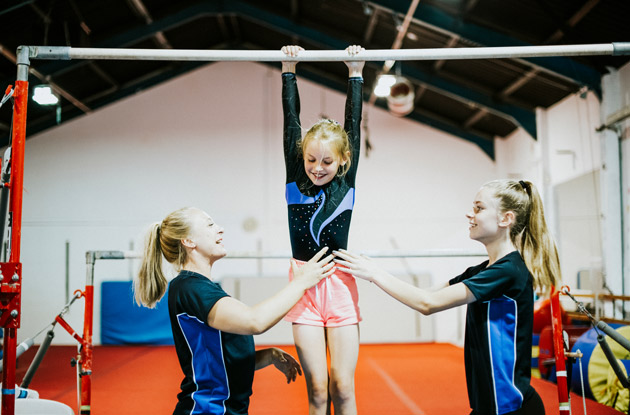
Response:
[177,313,230,415]
[487,296,523,414]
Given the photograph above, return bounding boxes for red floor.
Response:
[12,343,624,414]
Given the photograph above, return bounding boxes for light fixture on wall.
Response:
[32,85,59,106]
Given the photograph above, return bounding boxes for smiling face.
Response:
[186,209,226,264]
[466,187,504,245]
[303,140,344,186]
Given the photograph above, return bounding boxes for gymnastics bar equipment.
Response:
[558,287,630,412]
[0,291,82,388]
[88,249,485,400]
[1,47,28,415]
[551,286,630,413]
[49,251,128,415]
[5,42,629,415]
[550,287,571,414]
[20,42,630,62]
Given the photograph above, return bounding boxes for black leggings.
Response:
[470,389,545,415]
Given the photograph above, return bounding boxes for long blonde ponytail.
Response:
[135,207,196,308]
[483,180,561,296]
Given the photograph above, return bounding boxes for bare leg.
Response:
[293,324,330,415]
[326,324,359,415]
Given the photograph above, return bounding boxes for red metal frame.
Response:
[550,287,571,414]
[52,290,94,415]
[1,78,27,415]
[1,65,94,414]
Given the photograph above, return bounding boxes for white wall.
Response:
[600,63,630,297]
[495,64,630,293]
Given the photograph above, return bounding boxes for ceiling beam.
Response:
[433,35,459,72]
[125,0,172,49]
[5,0,542,155]
[371,0,603,96]
[0,1,36,18]
[393,63,536,139]
[497,67,539,100]
[290,0,299,21]
[463,107,488,129]
[544,0,601,44]
[362,7,380,46]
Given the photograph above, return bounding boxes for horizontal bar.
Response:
[88,250,136,260]
[86,250,487,260]
[226,250,487,259]
[25,43,630,62]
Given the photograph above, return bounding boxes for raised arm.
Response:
[281,45,302,74]
[281,45,304,182]
[345,45,365,79]
[334,249,477,315]
[207,247,335,334]
[343,45,365,181]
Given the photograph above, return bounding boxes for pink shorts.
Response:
[284,259,361,327]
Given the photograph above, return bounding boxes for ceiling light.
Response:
[373,74,397,97]
[386,77,415,117]
[33,85,59,106]
[362,1,373,15]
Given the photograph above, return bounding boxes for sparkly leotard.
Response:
[282,73,363,261]
[282,72,363,326]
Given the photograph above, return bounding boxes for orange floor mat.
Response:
[13,343,622,414]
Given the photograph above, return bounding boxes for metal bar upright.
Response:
[78,252,96,414]
[1,45,29,415]
[550,289,571,414]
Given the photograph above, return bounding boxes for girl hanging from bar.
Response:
[281,45,364,415]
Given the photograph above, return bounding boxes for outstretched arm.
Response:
[255,347,302,384]
[207,247,335,335]
[334,249,476,315]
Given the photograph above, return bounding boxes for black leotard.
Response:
[282,73,363,261]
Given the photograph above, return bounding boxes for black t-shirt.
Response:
[282,73,363,261]
[168,271,256,415]
[449,251,535,415]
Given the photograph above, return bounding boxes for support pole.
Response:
[78,252,97,415]
[2,45,29,415]
[24,42,630,62]
[551,289,571,414]
[20,330,55,389]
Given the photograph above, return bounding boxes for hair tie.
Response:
[519,180,531,195]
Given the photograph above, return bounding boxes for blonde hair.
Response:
[483,179,561,296]
[135,207,197,308]
[299,119,352,177]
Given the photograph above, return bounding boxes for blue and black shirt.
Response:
[168,270,255,415]
[449,251,536,415]
[282,72,363,261]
